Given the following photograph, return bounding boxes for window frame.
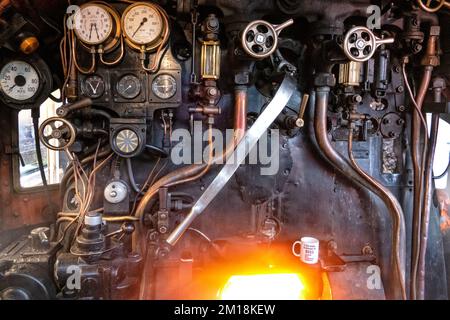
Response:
[11,109,61,194]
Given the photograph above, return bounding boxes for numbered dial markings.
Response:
[83,75,105,98]
[0,61,40,101]
[152,74,177,100]
[74,5,113,45]
[123,4,163,45]
[117,74,141,99]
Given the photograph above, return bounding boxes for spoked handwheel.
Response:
[241,19,293,59]
[39,117,76,151]
[417,0,450,13]
[343,26,394,62]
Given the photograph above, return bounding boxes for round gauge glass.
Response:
[114,129,139,155]
[83,75,105,98]
[117,74,141,99]
[73,4,113,45]
[152,74,177,100]
[122,3,163,45]
[0,61,40,101]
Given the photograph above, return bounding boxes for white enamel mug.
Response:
[292,236,319,264]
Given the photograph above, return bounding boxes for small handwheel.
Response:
[417,0,448,13]
[343,26,394,62]
[39,117,76,151]
[241,19,293,59]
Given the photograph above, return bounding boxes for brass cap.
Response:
[19,36,39,54]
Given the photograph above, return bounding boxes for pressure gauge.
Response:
[0,60,40,101]
[122,2,167,50]
[117,74,141,99]
[82,75,105,98]
[152,74,177,100]
[114,129,140,155]
[73,4,114,45]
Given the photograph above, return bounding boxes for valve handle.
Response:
[39,117,76,151]
[241,19,293,59]
[342,26,394,62]
[417,0,450,13]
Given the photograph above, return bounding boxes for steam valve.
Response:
[342,26,394,62]
[241,19,294,59]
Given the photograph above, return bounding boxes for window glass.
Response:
[18,92,68,188]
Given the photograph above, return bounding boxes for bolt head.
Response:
[295,118,304,128]
[159,226,167,234]
[255,34,266,44]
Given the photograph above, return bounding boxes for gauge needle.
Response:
[89,23,93,41]
[132,17,148,37]
[93,81,100,93]
[8,84,16,92]
[87,81,99,94]
[93,23,100,40]
[124,85,132,92]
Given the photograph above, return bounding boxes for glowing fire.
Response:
[219,273,306,300]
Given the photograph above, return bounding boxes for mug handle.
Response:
[292,240,302,257]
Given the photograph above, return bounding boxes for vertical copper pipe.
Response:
[234,86,248,142]
[411,30,438,299]
[417,114,439,300]
[416,77,443,299]
[410,66,432,299]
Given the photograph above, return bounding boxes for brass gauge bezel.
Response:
[73,2,121,53]
[121,2,169,52]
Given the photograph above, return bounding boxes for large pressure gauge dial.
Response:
[0,61,40,101]
[122,2,167,51]
[73,4,114,45]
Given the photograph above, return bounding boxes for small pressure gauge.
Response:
[116,74,141,99]
[0,60,40,102]
[82,75,105,99]
[151,74,177,100]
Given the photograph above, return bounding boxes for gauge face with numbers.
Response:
[0,61,40,101]
[122,3,163,46]
[73,4,113,45]
[152,74,177,100]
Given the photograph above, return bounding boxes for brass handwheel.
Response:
[39,117,76,151]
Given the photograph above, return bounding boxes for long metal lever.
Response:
[166,74,296,246]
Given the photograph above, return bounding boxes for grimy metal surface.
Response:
[166,74,296,245]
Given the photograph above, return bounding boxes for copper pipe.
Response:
[347,125,406,300]
[417,114,439,299]
[411,30,439,299]
[234,86,248,141]
[416,76,443,299]
[135,86,247,219]
[0,0,10,15]
[314,87,406,299]
[410,66,432,299]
